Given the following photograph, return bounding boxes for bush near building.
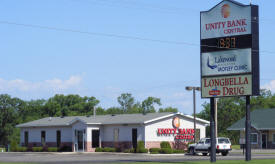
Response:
[160,141,171,149]
[48,147,58,152]
[159,148,173,154]
[149,148,161,154]
[95,147,103,152]
[172,149,186,153]
[32,147,43,152]
[136,141,148,153]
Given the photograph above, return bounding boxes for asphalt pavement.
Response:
[0,152,275,164]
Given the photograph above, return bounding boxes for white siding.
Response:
[102,125,145,141]
[145,115,207,142]
[20,126,72,144]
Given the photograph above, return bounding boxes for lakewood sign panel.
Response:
[200,0,259,98]
[201,48,251,76]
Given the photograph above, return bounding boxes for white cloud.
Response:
[262,80,275,92]
[0,75,83,92]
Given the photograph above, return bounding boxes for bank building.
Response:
[16,112,209,152]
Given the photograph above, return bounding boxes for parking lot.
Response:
[1,151,275,164]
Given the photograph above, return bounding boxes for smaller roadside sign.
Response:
[201,74,252,98]
[201,48,251,76]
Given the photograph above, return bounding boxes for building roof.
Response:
[16,112,209,128]
[227,108,275,131]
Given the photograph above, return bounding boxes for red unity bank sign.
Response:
[157,117,194,140]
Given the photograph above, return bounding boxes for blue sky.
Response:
[0,0,274,114]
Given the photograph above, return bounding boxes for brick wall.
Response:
[145,141,188,150]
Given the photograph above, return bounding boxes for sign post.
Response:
[210,98,216,162]
[245,96,251,161]
[200,0,259,162]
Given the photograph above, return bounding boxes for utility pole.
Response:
[186,86,201,143]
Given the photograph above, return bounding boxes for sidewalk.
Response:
[232,149,275,154]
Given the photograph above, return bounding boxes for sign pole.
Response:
[193,88,197,143]
[245,96,251,161]
[210,97,216,162]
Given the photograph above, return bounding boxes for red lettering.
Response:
[158,128,162,134]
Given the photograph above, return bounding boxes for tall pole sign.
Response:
[200,0,259,162]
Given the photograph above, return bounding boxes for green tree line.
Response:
[0,93,178,145]
[1,89,274,146]
[197,89,275,144]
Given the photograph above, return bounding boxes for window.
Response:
[24,131,28,146]
[218,138,230,144]
[198,139,204,144]
[250,133,258,144]
[41,131,46,146]
[114,128,119,142]
[205,139,210,144]
[272,133,275,144]
[56,130,61,148]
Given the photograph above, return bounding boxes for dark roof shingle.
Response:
[227,108,275,130]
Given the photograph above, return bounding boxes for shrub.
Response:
[136,148,148,153]
[149,148,161,153]
[137,141,145,149]
[10,140,18,152]
[48,147,58,152]
[160,141,171,149]
[150,151,159,154]
[17,147,27,152]
[103,147,116,152]
[32,147,43,152]
[173,149,186,154]
[95,147,103,152]
[160,148,173,154]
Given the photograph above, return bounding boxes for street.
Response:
[0,152,275,164]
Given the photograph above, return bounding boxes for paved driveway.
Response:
[0,152,275,164]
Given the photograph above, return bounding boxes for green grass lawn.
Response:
[124,159,275,164]
[231,145,240,150]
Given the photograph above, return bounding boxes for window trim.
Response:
[250,133,258,144]
[272,133,275,144]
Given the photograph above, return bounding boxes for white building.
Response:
[16,112,209,152]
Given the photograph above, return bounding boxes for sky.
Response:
[0,0,274,115]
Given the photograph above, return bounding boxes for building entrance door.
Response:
[77,130,84,151]
[92,130,100,148]
[262,133,267,149]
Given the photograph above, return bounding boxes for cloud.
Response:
[0,75,83,92]
[262,80,275,92]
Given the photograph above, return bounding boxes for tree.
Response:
[196,89,275,144]
[106,107,123,114]
[159,107,178,113]
[141,97,161,114]
[117,93,135,113]
[0,94,25,145]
